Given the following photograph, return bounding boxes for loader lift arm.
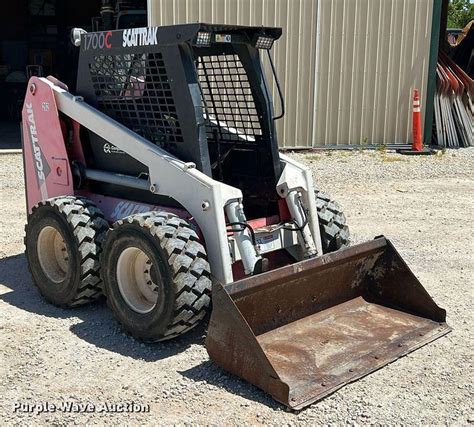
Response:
[31,76,242,285]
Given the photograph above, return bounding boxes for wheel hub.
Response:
[37,226,69,283]
[116,247,160,314]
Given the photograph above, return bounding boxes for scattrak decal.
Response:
[111,201,151,221]
[25,103,51,194]
[123,28,158,48]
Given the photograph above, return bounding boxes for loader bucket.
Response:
[206,237,450,410]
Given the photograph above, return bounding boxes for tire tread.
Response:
[108,212,211,341]
[315,191,350,253]
[25,196,109,307]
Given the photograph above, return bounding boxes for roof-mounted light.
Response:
[196,31,212,47]
[254,34,274,50]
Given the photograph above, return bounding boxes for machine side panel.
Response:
[22,77,74,213]
[80,192,198,228]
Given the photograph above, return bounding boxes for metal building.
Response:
[148,0,442,148]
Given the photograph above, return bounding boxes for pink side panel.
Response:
[22,77,73,213]
[247,215,280,229]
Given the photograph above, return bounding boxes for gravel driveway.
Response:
[1,149,473,425]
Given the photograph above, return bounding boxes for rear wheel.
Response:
[101,212,212,342]
[25,196,109,306]
[315,191,350,253]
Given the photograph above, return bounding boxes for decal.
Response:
[256,233,277,252]
[41,102,49,112]
[83,31,113,51]
[216,34,232,43]
[111,201,151,220]
[25,103,51,198]
[103,143,125,154]
[105,31,112,48]
[122,27,158,48]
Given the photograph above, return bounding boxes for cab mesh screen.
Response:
[88,52,183,146]
[197,54,262,144]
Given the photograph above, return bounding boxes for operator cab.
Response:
[74,24,284,219]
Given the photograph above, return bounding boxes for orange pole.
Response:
[412,89,423,151]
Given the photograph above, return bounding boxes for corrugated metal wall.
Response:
[148,0,434,148]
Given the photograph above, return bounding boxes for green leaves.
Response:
[447,0,474,29]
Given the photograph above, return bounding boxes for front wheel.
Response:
[101,212,212,342]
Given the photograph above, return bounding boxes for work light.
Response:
[196,31,212,47]
[254,35,274,50]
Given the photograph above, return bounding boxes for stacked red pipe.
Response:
[434,52,473,148]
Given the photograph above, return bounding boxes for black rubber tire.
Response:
[315,191,350,253]
[24,196,109,307]
[101,211,212,342]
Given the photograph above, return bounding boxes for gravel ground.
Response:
[1,149,473,425]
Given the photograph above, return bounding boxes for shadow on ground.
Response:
[0,253,205,361]
[0,253,288,408]
[179,361,285,410]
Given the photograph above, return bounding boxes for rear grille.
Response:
[88,52,183,146]
[197,54,262,144]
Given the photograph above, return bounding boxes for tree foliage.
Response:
[448,0,474,29]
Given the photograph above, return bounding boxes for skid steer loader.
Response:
[21,23,450,409]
